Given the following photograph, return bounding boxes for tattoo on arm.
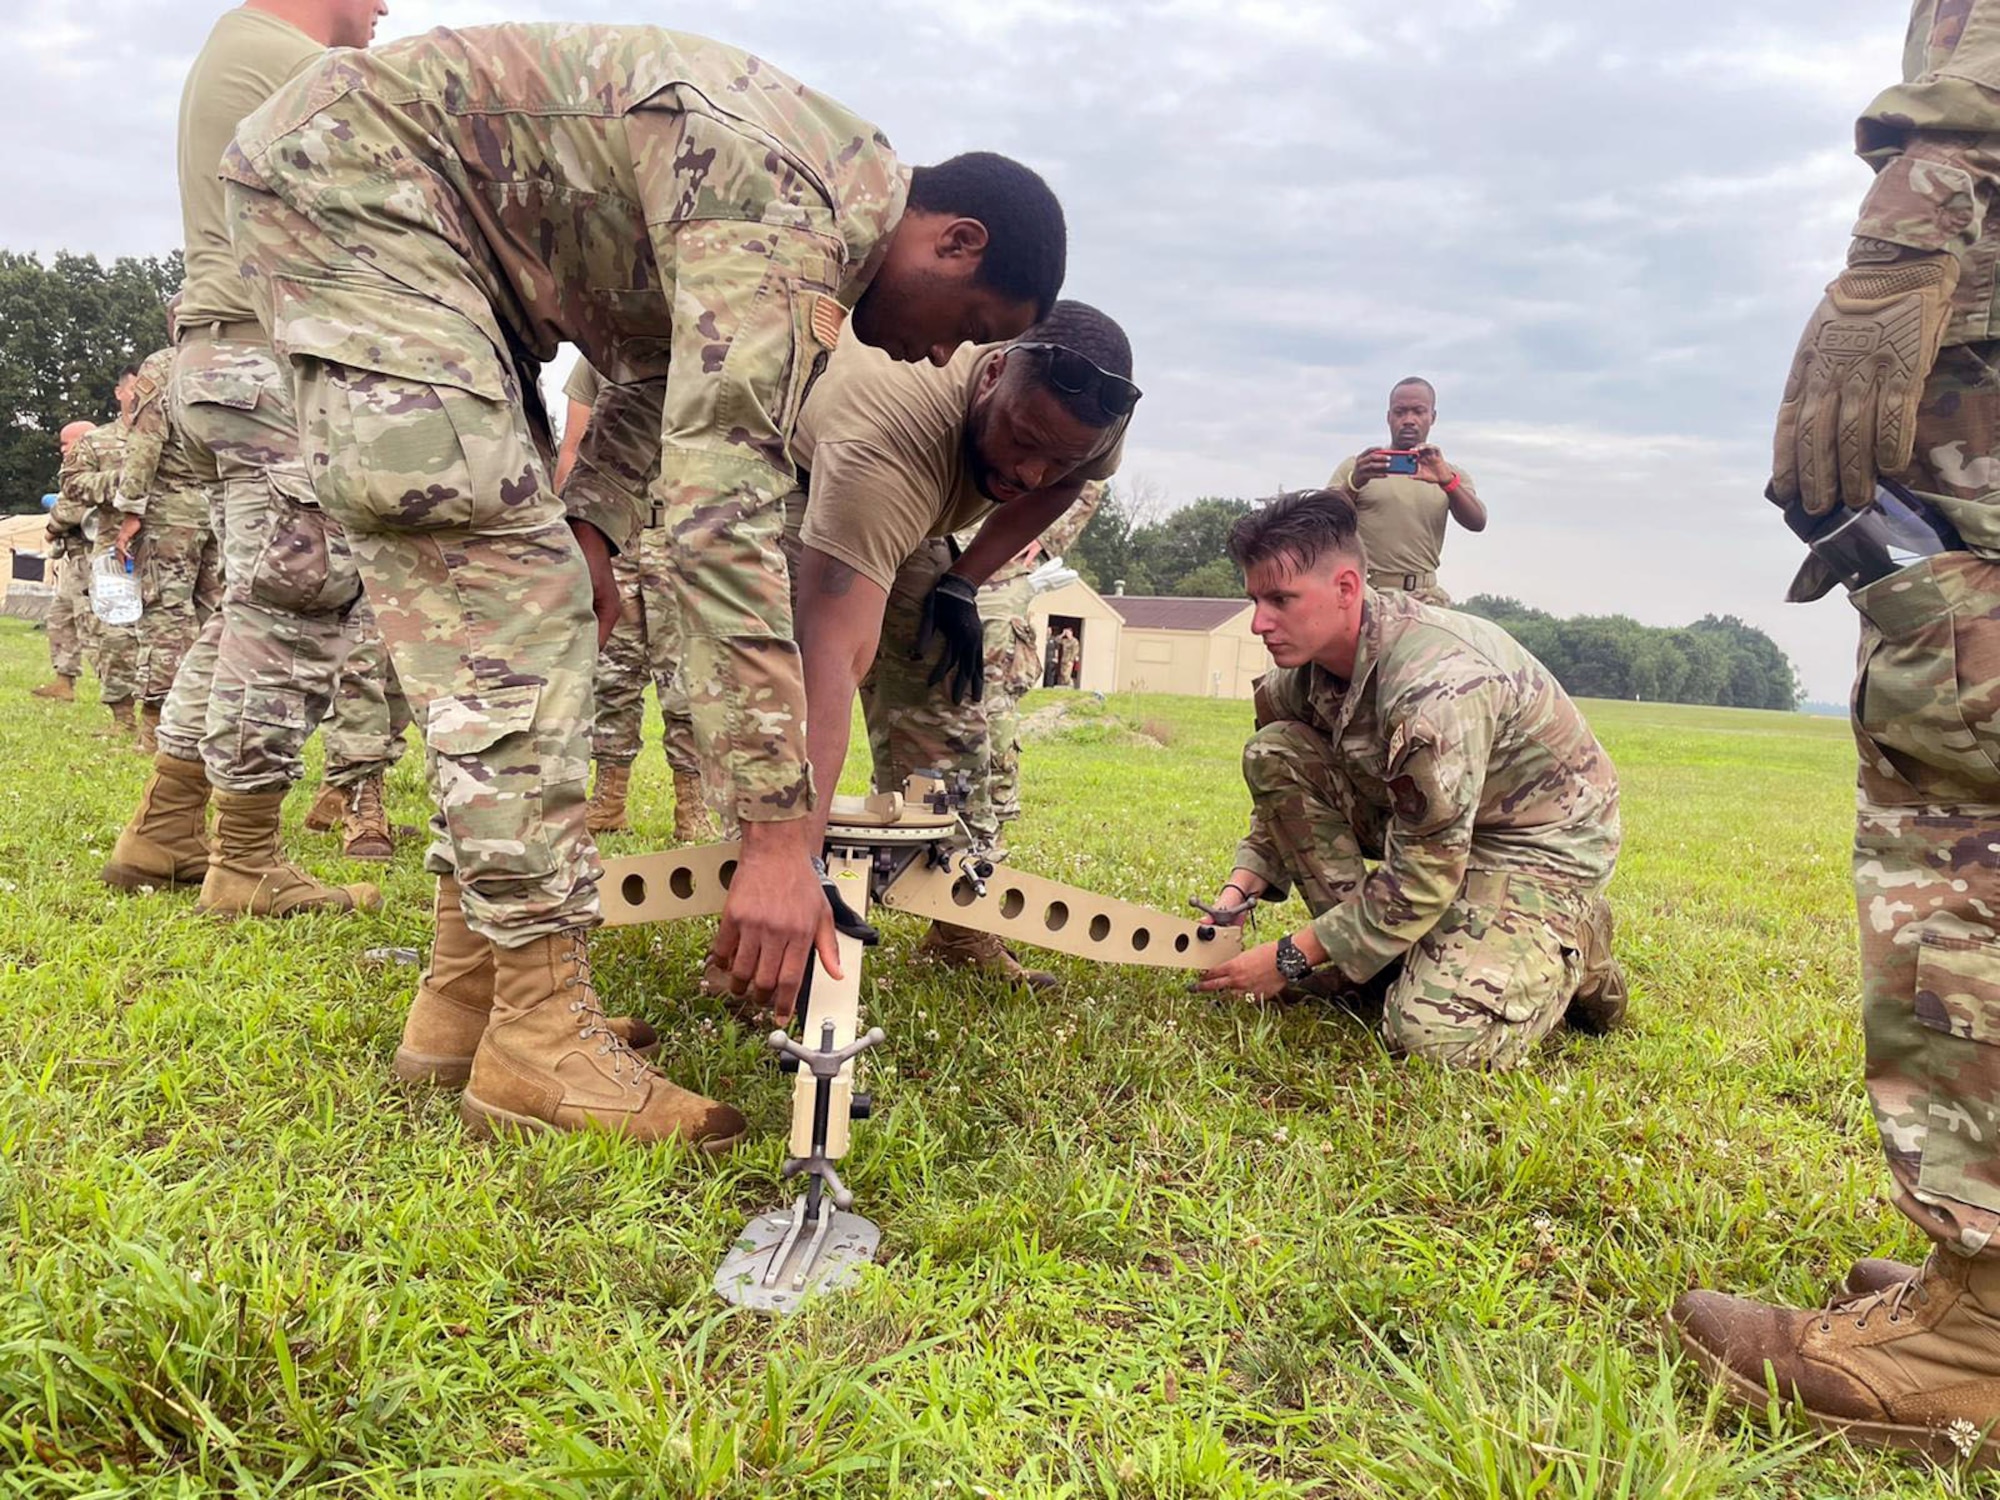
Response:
[815,556,859,598]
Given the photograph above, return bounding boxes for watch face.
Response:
[1277,939,1312,980]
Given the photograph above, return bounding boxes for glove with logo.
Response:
[1772,246,1959,516]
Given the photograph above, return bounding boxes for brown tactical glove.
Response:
[1772,248,1959,516]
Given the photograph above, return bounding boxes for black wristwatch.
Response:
[1275,934,1314,982]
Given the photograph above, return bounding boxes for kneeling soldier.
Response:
[1197,489,1626,1069]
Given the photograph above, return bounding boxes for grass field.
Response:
[1,614,1987,1498]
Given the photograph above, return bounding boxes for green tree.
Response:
[1173,557,1243,598]
[1069,482,1155,596]
[0,250,182,512]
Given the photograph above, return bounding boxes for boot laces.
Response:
[558,932,645,1090]
[347,777,387,829]
[1819,1270,1932,1334]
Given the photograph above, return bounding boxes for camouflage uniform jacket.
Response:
[115,346,211,528]
[54,421,131,537]
[221,22,909,553]
[1234,590,1620,981]
[979,481,1107,589]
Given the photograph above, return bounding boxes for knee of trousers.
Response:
[1242,721,1339,801]
[1379,999,1531,1072]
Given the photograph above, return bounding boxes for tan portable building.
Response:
[1024,578,1123,692]
[1107,596,1270,700]
[0,511,54,621]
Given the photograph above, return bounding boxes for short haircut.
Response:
[1390,375,1436,403]
[117,364,141,382]
[1014,299,1132,427]
[909,152,1067,320]
[1227,488,1364,576]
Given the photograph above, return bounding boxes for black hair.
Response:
[117,364,141,382]
[1013,299,1132,427]
[909,152,1066,319]
[1227,489,1364,575]
[1390,375,1436,403]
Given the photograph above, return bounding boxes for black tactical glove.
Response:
[915,572,984,705]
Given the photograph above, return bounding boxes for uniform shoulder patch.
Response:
[809,294,847,351]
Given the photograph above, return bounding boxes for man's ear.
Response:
[935,216,991,263]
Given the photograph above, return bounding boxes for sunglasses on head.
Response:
[1010,342,1143,420]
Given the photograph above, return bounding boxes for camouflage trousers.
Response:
[1840,342,2000,1259]
[84,546,140,705]
[154,334,363,793]
[323,598,413,787]
[979,573,1042,828]
[862,540,1000,844]
[46,550,89,680]
[231,184,597,944]
[1244,720,1615,1070]
[591,527,700,776]
[131,520,223,707]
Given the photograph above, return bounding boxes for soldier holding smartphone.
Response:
[1329,376,1485,605]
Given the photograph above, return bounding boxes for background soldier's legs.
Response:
[323,604,414,789]
[589,548,648,771]
[156,475,228,765]
[861,541,997,841]
[47,555,86,681]
[133,521,213,708]
[176,342,361,794]
[636,528,702,781]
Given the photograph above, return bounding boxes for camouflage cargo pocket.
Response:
[1851,557,2000,798]
[427,684,561,884]
[246,466,359,616]
[1912,928,2000,1217]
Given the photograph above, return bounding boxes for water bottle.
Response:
[91,550,141,625]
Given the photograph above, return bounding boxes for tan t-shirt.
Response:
[563,358,601,409]
[177,9,321,325]
[1328,455,1478,580]
[789,335,1122,591]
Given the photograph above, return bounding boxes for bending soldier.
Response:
[220,22,1067,1147]
[1196,490,1626,1070]
[785,301,1132,993]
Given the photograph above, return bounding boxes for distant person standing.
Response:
[1329,377,1486,606]
[1054,626,1081,687]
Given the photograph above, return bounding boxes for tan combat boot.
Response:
[585,761,631,834]
[671,769,716,843]
[1672,1252,2000,1468]
[137,702,160,756]
[97,698,138,741]
[1564,895,1629,1034]
[31,676,76,702]
[198,788,381,917]
[460,929,743,1149]
[918,920,1059,991]
[340,775,395,862]
[101,753,212,890]
[303,780,348,832]
[394,877,662,1086]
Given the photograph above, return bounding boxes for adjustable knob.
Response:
[850,1093,873,1120]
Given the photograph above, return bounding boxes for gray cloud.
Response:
[1,0,1912,697]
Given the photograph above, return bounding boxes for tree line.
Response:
[0,250,180,511]
[1069,487,1802,711]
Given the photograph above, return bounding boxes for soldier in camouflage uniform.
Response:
[1672,2,2000,1467]
[113,344,224,756]
[1328,377,1486,608]
[54,373,143,741]
[1196,490,1626,1070]
[557,360,712,843]
[101,0,384,923]
[1053,627,1080,686]
[218,22,1066,1146]
[34,421,101,703]
[300,607,414,861]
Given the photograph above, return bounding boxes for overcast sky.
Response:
[4,0,1912,700]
